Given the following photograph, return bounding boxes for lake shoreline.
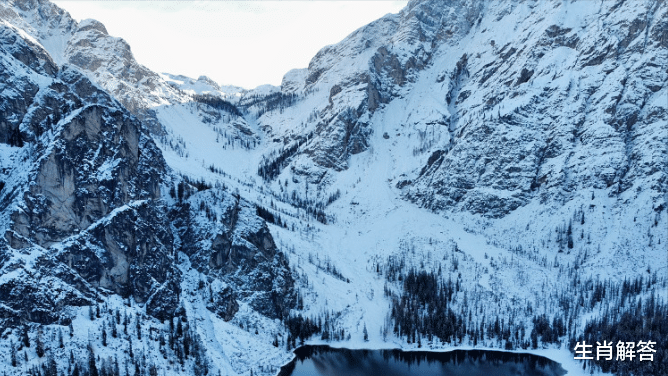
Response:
[276,343,592,376]
[277,340,600,375]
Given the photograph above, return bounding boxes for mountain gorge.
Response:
[0,0,666,375]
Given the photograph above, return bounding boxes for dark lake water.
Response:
[278,346,567,376]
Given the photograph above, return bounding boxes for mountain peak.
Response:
[76,18,108,35]
[0,1,666,375]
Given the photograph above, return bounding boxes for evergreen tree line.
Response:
[255,186,335,232]
[168,175,215,203]
[573,291,667,376]
[378,251,667,366]
[385,267,577,350]
[8,125,24,147]
[237,92,299,118]
[257,142,302,181]
[307,252,349,283]
[258,136,333,225]
[210,124,257,151]
[274,188,328,225]
[290,193,327,225]
[283,310,350,350]
[192,94,242,117]
[156,133,188,158]
[387,269,462,346]
[256,204,288,229]
[207,164,230,181]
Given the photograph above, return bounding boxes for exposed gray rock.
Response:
[206,286,239,322]
[399,0,668,218]
[0,19,295,329]
[176,191,296,320]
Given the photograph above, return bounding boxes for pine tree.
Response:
[58,328,64,348]
[9,126,23,147]
[136,315,141,340]
[102,322,107,347]
[176,320,183,338]
[88,344,98,376]
[159,329,166,353]
[36,328,45,358]
[567,220,574,249]
[177,181,185,202]
[183,328,191,358]
[111,319,117,338]
[21,325,30,348]
[530,329,538,349]
[10,340,17,367]
[114,356,120,376]
[45,354,57,376]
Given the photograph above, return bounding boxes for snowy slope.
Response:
[0,0,666,375]
[145,0,667,373]
[140,0,666,373]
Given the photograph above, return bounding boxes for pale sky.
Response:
[52,1,408,89]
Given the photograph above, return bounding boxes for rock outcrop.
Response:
[244,0,667,219]
[0,7,295,329]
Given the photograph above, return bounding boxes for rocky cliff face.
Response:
[244,0,486,182]
[398,0,668,218]
[0,4,294,332]
[7,0,665,221]
[1,0,186,138]
[0,0,666,374]
[175,190,295,319]
[253,0,667,219]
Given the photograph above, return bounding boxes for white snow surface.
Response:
[0,0,666,375]
[137,0,666,374]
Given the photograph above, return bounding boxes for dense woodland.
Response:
[272,242,668,376]
[577,287,667,376]
[257,141,303,181]
[192,94,242,117]
[382,261,667,376]
[7,250,666,376]
[237,92,299,118]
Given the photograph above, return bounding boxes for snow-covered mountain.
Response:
[0,0,666,375]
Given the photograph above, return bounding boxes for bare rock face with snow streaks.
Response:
[0,0,295,330]
[0,0,666,375]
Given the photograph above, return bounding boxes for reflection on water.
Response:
[278,346,567,376]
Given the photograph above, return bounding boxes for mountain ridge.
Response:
[0,0,666,375]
